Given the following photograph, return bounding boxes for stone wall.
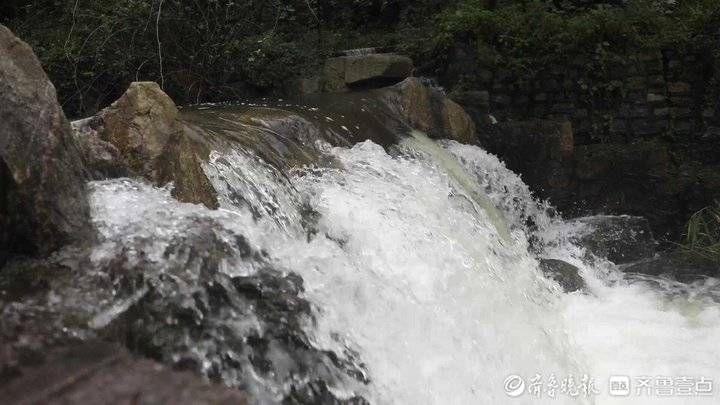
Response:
[450,49,720,241]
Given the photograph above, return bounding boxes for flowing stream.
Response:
[81,99,720,405]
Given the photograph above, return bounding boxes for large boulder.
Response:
[72,82,218,208]
[0,24,93,261]
[92,82,183,177]
[380,77,478,144]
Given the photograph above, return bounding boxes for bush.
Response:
[401,0,720,81]
[679,202,720,264]
[3,0,339,117]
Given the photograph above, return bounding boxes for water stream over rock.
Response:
[3,95,720,404]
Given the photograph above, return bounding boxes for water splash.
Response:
[78,123,720,404]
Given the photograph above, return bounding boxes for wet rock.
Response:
[0,341,249,404]
[155,124,219,209]
[621,253,719,280]
[93,81,183,177]
[380,77,477,144]
[113,221,367,403]
[539,259,586,293]
[73,82,219,208]
[575,215,657,264]
[0,201,368,404]
[0,24,94,259]
[71,117,129,179]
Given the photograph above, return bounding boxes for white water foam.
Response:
[88,136,720,404]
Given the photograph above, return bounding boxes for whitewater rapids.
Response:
[89,130,720,404]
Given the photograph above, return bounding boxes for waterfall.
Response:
[72,100,720,404]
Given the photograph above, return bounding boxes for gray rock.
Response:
[320,54,413,92]
[539,259,586,293]
[0,211,368,404]
[0,342,249,404]
[343,54,413,86]
[621,253,719,280]
[575,215,657,264]
[0,24,94,260]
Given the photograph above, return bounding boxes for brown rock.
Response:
[381,77,478,144]
[95,82,183,177]
[155,123,219,209]
[74,82,218,209]
[0,24,93,260]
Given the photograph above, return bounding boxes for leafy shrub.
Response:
[402,0,720,81]
[679,202,720,263]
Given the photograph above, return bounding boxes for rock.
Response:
[0,341,249,404]
[155,124,219,209]
[0,199,368,404]
[94,81,183,177]
[344,54,413,87]
[539,259,586,293]
[0,24,94,260]
[73,82,218,208]
[320,54,413,92]
[322,57,348,92]
[574,215,657,264]
[621,253,719,280]
[380,77,477,144]
[71,117,129,179]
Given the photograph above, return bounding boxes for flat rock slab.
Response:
[0,341,248,404]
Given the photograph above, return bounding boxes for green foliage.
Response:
[678,202,720,264]
[3,0,336,117]
[3,0,720,118]
[402,0,720,80]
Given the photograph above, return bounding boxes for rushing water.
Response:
[82,103,720,404]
